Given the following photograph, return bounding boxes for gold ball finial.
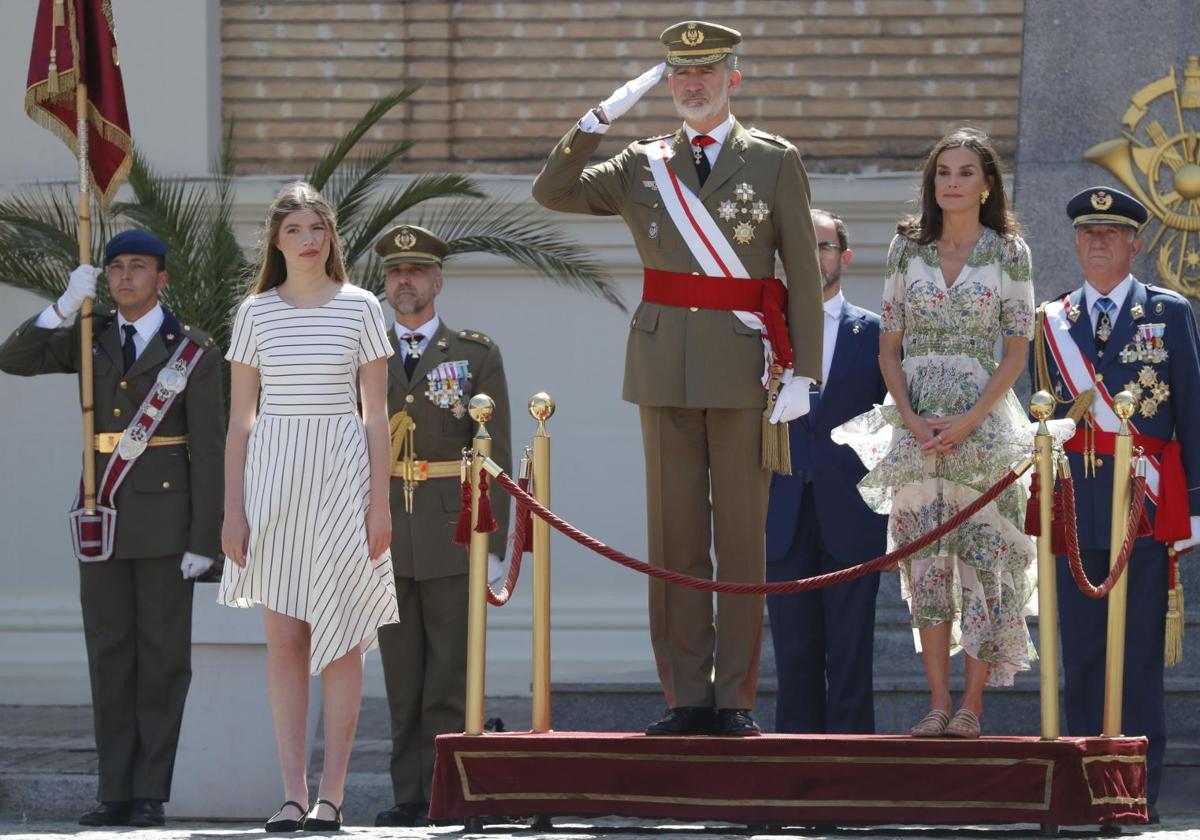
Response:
[528,392,556,423]
[1112,390,1137,421]
[1029,391,1054,422]
[468,394,495,425]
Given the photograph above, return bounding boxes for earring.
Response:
[980,189,990,205]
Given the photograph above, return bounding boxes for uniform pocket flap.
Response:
[630,303,661,333]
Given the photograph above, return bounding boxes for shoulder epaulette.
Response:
[748,127,791,148]
[457,329,494,347]
[180,323,216,348]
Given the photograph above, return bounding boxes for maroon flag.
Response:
[25,0,132,204]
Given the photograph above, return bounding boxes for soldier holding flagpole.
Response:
[533,20,823,737]
[0,2,224,826]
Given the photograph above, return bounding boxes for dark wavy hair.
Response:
[897,127,1019,245]
[251,181,348,295]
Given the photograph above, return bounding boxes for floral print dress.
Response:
[832,227,1037,686]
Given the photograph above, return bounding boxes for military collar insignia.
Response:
[1131,302,1144,320]
[1068,305,1082,322]
[852,322,863,334]
[436,337,448,350]
[1155,301,1165,314]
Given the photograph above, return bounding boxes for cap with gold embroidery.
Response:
[1067,186,1149,230]
[375,224,449,266]
[659,20,741,67]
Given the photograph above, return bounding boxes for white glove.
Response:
[487,553,505,588]
[1172,515,1200,553]
[579,63,666,133]
[180,552,215,579]
[56,265,100,318]
[769,377,813,424]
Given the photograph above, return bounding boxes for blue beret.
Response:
[1067,186,1149,229]
[104,229,167,265]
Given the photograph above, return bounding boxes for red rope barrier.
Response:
[1061,473,1150,599]
[486,460,1029,595]
[485,476,532,606]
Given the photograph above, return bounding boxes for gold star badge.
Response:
[733,221,755,245]
[734,182,755,203]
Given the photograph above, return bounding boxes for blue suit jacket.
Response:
[766,301,889,564]
[1032,279,1200,550]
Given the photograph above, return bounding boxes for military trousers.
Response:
[79,554,193,802]
[1056,546,1168,804]
[377,573,468,804]
[640,405,771,711]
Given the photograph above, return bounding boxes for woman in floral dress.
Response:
[833,128,1036,738]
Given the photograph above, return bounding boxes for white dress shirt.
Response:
[394,314,440,363]
[683,114,734,167]
[116,304,165,362]
[1083,274,1134,335]
[820,291,845,394]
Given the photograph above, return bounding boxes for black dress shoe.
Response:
[715,708,761,736]
[79,801,131,826]
[302,799,343,832]
[374,801,429,827]
[645,706,714,735]
[265,800,307,832]
[128,798,165,827]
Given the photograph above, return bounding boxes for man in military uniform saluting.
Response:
[0,230,224,827]
[1032,187,1200,815]
[533,21,823,736]
[373,224,511,827]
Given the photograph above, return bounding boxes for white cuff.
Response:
[578,110,610,135]
[34,305,66,329]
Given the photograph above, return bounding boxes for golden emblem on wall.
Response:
[681,24,705,47]
[1085,56,1200,296]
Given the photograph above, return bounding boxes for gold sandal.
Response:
[909,708,951,737]
[944,708,981,739]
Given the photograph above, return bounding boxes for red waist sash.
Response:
[1064,428,1190,542]
[641,268,794,370]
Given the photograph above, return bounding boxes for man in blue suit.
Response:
[1032,187,1200,817]
[764,209,888,734]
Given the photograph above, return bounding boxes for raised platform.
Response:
[430,731,1148,828]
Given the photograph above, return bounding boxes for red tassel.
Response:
[454,477,472,546]
[1050,484,1068,556]
[475,472,498,534]
[1024,472,1041,536]
[517,476,534,554]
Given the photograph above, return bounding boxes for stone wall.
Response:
[221,0,1025,175]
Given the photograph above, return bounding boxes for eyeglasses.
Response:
[817,241,843,253]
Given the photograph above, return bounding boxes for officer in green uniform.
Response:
[0,230,224,827]
[533,21,823,736]
[372,224,512,827]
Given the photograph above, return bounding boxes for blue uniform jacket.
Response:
[766,301,889,563]
[1031,279,1200,550]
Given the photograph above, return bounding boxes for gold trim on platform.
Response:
[453,751,1055,810]
[1081,754,1148,806]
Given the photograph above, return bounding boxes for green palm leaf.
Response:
[341,174,484,266]
[306,84,421,192]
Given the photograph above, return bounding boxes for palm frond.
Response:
[411,196,625,311]
[341,174,485,265]
[306,84,421,191]
[324,140,416,231]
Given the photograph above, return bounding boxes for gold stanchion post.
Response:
[1029,392,1060,740]
[529,393,555,733]
[464,394,495,736]
[1102,391,1136,737]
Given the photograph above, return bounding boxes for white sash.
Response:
[644,137,775,383]
[1043,295,1161,502]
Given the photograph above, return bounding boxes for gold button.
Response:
[166,333,175,341]
[405,394,414,404]
[689,307,699,312]
[161,481,171,489]
[112,408,122,417]
[1095,374,1103,383]
[692,271,700,275]
[118,380,128,390]
[564,147,572,155]
[631,318,637,327]
[1095,458,1105,468]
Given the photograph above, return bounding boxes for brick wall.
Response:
[222,0,1024,175]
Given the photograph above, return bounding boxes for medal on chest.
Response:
[426,360,472,418]
[1122,363,1171,419]
[1118,322,1168,365]
[716,182,769,245]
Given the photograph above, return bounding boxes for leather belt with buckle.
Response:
[95,433,188,454]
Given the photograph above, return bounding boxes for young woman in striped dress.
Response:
[220,182,400,831]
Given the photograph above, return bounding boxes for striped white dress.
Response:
[218,284,400,674]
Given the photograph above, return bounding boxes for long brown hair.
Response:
[251,181,349,295]
[897,127,1019,245]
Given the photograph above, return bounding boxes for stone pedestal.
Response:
[170,595,321,820]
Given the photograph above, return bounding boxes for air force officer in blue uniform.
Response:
[1032,187,1200,813]
[764,210,888,734]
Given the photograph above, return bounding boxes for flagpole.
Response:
[76,79,96,513]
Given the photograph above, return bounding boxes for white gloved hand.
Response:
[769,377,813,424]
[487,553,506,588]
[180,552,215,579]
[579,62,667,133]
[1172,515,1200,553]
[56,265,100,318]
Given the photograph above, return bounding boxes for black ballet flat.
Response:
[302,799,343,832]
[264,800,306,833]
